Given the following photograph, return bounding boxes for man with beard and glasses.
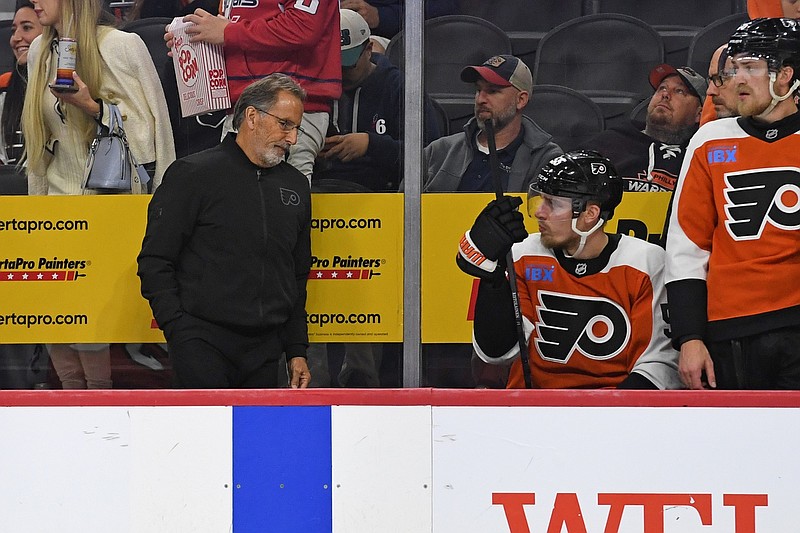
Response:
[665,18,800,390]
[700,45,740,124]
[421,55,562,193]
[138,74,312,389]
[456,151,681,389]
[582,64,707,195]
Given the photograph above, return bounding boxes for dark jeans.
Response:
[166,314,282,389]
[708,326,800,390]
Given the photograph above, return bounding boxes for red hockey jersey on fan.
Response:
[665,116,800,343]
[474,234,680,389]
[222,0,342,112]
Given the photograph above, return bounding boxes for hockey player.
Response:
[457,151,681,389]
[665,18,800,390]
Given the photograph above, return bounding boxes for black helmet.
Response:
[728,18,800,75]
[531,150,623,221]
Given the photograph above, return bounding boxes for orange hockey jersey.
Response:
[473,234,681,389]
[665,114,800,342]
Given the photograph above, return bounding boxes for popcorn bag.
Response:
[169,17,231,117]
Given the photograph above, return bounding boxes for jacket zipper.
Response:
[257,169,267,322]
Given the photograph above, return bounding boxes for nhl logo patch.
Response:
[766,129,778,140]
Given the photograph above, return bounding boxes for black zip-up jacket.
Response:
[137,135,312,358]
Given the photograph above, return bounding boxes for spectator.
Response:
[315,9,439,191]
[307,10,440,388]
[137,74,312,389]
[582,64,707,194]
[411,54,560,388]
[23,0,174,194]
[665,18,800,390]
[0,1,48,390]
[339,0,457,41]
[420,54,562,193]
[166,0,341,181]
[458,151,681,389]
[700,45,739,125]
[0,0,41,165]
[22,0,175,389]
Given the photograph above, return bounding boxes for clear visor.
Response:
[731,55,771,77]
[527,185,575,221]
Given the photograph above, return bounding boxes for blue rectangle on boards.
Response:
[233,406,332,532]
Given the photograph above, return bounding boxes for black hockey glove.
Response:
[456,195,527,280]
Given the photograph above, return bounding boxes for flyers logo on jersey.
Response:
[534,291,630,364]
[723,168,800,240]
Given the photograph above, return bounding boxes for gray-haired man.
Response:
[138,74,312,389]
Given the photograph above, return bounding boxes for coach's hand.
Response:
[289,357,311,389]
[456,195,527,279]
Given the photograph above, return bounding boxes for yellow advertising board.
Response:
[0,195,156,344]
[2,192,667,345]
[421,192,672,343]
[0,194,403,344]
[306,193,403,342]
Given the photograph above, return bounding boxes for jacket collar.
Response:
[462,115,554,152]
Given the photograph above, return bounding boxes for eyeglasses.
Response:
[708,70,735,87]
[252,107,305,137]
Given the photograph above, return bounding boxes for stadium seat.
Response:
[629,97,649,130]
[524,85,605,152]
[431,94,474,137]
[533,14,664,130]
[120,17,173,76]
[0,165,27,195]
[385,15,512,99]
[0,20,15,77]
[589,0,746,66]
[687,13,749,76]
[429,97,451,137]
[457,0,585,64]
[589,0,743,27]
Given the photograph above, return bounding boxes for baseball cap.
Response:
[340,9,370,67]
[460,55,533,93]
[649,64,708,100]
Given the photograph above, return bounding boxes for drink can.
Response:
[55,38,77,86]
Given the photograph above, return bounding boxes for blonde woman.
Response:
[22,0,175,388]
[23,0,174,195]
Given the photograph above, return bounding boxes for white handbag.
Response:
[82,103,150,193]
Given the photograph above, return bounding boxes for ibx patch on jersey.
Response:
[707,144,737,164]
[525,264,555,282]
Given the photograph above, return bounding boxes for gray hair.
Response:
[231,74,307,129]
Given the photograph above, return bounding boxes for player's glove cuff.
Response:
[458,230,498,274]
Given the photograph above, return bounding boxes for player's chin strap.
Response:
[757,73,800,119]
[564,217,605,259]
